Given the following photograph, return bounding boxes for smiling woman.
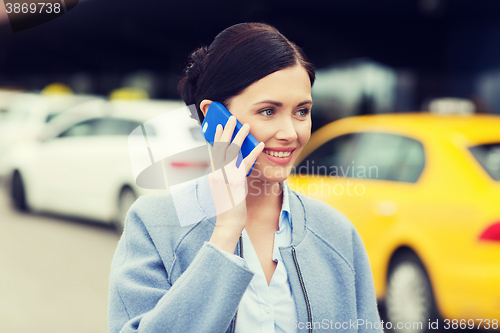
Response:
[108,22,383,333]
[200,65,313,186]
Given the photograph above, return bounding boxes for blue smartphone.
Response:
[201,102,259,176]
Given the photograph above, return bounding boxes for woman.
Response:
[108,23,382,333]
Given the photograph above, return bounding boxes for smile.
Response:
[263,150,292,158]
[262,148,296,165]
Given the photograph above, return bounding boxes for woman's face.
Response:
[223,64,312,183]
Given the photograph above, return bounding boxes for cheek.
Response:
[300,131,311,145]
[248,125,274,143]
[246,118,311,146]
[297,122,312,145]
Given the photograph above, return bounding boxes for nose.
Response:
[275,116,298,142]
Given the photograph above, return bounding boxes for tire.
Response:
[114,187,137,235]
[10,171,29,212]
[385,251,439,333]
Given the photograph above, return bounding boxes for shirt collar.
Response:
[278,181,291,233]
[172,174,294,233]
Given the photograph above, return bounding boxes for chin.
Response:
[249,164,293,183]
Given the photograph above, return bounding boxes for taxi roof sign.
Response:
[109,87,149,101]
[41,83,73,96]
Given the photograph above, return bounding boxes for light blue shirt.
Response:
[234,181,297,333]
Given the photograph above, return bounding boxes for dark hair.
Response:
[177,22,315,124]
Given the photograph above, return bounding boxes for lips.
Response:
[262,147,296,165]
[263,150,292,158]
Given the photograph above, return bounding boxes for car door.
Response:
[289,131,426,293]
[33,118,103,216]
[345,132,426,252]
[34,117,145,221]
[75,117,144,220]
[289,132,363,205]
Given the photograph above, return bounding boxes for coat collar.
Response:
[191,175,307,246]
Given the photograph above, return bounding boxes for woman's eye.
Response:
[260,109,274,116]
[297,108,310,117]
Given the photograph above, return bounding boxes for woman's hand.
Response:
[208,116,264,254]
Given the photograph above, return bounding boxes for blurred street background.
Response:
[1,0,500,332]
[0,185,117,332]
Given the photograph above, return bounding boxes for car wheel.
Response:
[385,252,439,333]
[10,171,29,212]
[114,187,137,235]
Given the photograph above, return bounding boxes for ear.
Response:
[199,99,213,117]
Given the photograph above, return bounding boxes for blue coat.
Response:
[108,178,383,333]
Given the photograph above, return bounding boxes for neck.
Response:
[246,178,282,207]
[245,178,283,230]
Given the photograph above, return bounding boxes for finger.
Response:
[220,116,236,144]
[207,169,234,215]
[214,124,223,142]
[212,123,230,170]
[212,141,229,170]
[243,142,265,173]
[231,123,250,148]
[225,123,249,162]
[226,142,241,164]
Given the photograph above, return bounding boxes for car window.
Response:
[58,119,99,138]
[296,133,360,176]
[469,143,500,181]
[93,118,149,136]
[58,118,153,138]
[351,132,425,182]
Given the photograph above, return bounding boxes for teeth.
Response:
[264,150,292,157]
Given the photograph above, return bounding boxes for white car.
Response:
[5,99,210,233]
[0,89,24,120]
[0,92,100,176]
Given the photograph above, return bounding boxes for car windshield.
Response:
[469,143,500,181]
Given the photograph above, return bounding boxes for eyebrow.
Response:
[253,100,313,107]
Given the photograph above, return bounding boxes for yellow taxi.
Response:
[288,113,500,332]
